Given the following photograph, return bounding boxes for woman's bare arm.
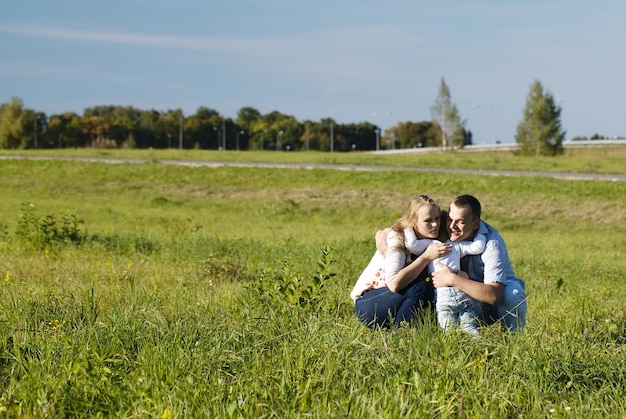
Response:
[387,242,451,292]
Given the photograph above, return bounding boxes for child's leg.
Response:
[455,291,481,336]
[435,287,458,331]
[459,306,481,336]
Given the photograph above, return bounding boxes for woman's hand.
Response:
[422,242,452,261]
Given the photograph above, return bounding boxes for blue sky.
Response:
[1,0,624,144]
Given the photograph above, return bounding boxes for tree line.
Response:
[1,78,575,155]
[0,98,455,152]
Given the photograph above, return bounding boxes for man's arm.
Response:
[431,263,504,305]
[375,228,391,255]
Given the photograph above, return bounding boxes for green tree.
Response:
[236,107,261,133]
[255,111,299,151]
[186,107,220,149]
[297,120,326,152]
[46,112,84,148]
[135,110,159,148]
[156,110,183,149]
[430,78,465,149]
[392,121,440,148]
[111,106,140,147]
[515,80,565,156]
[338,122,378,151]
[0,97,37,149]
[276,117,302,151]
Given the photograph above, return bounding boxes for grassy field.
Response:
[0,148,625,417]
[1,143,626,174]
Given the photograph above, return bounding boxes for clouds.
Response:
[1,1,626,140]
[0,21,424,93]
[0,22,252,51]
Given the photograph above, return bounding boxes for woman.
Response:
[350,194,451,328]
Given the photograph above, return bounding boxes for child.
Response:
[404,222,488,335]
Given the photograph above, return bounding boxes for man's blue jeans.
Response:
[477,278,527,331]
[354,276,434,328]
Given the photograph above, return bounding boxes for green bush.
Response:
[244,246,336,316]
[14,203,83,249]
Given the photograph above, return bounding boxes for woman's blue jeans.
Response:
[354,275,434,328]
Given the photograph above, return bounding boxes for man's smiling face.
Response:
[447,203,480,242]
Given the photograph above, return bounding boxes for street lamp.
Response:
[222,119,226,150]
[330,119,334,153]
[179,112,183,150]
[276,130,283,151]
[236,130,244,151]
[34,117,39,148]
[329,110,336,152]
[492,106,498,147]
[374,128,380,151]
[261,130,267,150]
[213,126,221,150]
[471,104,480,144]
[305,124,309,151]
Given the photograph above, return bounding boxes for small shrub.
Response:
[88,232,161,255]
[201,253,244,283]
[245,246,336,313]
[15,203,83,249]
[0,221,8,242]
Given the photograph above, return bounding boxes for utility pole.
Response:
[179,112,183,149]
[222,119,226,150]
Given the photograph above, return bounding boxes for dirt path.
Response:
[2,154,625,182]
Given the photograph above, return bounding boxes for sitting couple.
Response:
[350,194,527,334]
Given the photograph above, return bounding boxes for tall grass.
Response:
[0,152,624,417]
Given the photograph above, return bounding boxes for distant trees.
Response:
[0,77,579,153]
[515,80,565,156]
[46,112,82,148]
[389,121,441,149]
[0,95,472,152]
[0,97,37,149]
[430,78,467,149]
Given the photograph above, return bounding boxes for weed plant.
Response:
[0,153,624,417]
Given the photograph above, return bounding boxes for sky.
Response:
[1,0,625,144]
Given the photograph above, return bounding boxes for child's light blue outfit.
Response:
[404,223,488,335]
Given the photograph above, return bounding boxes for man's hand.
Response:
[431,263,456,288]
[375,228,391,255]
[431,263,468,288]
[432,264,502,305]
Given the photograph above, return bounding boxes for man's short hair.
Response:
[451,195,481,220]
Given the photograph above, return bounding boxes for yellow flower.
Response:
[4,272,9,283]
[161,407,172,419]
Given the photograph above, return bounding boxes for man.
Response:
[431,195,527,331]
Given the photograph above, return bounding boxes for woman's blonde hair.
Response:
[391,194,440,237]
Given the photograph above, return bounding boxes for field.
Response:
[0,148,625,417]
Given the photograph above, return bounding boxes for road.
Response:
[1,154,625,182]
